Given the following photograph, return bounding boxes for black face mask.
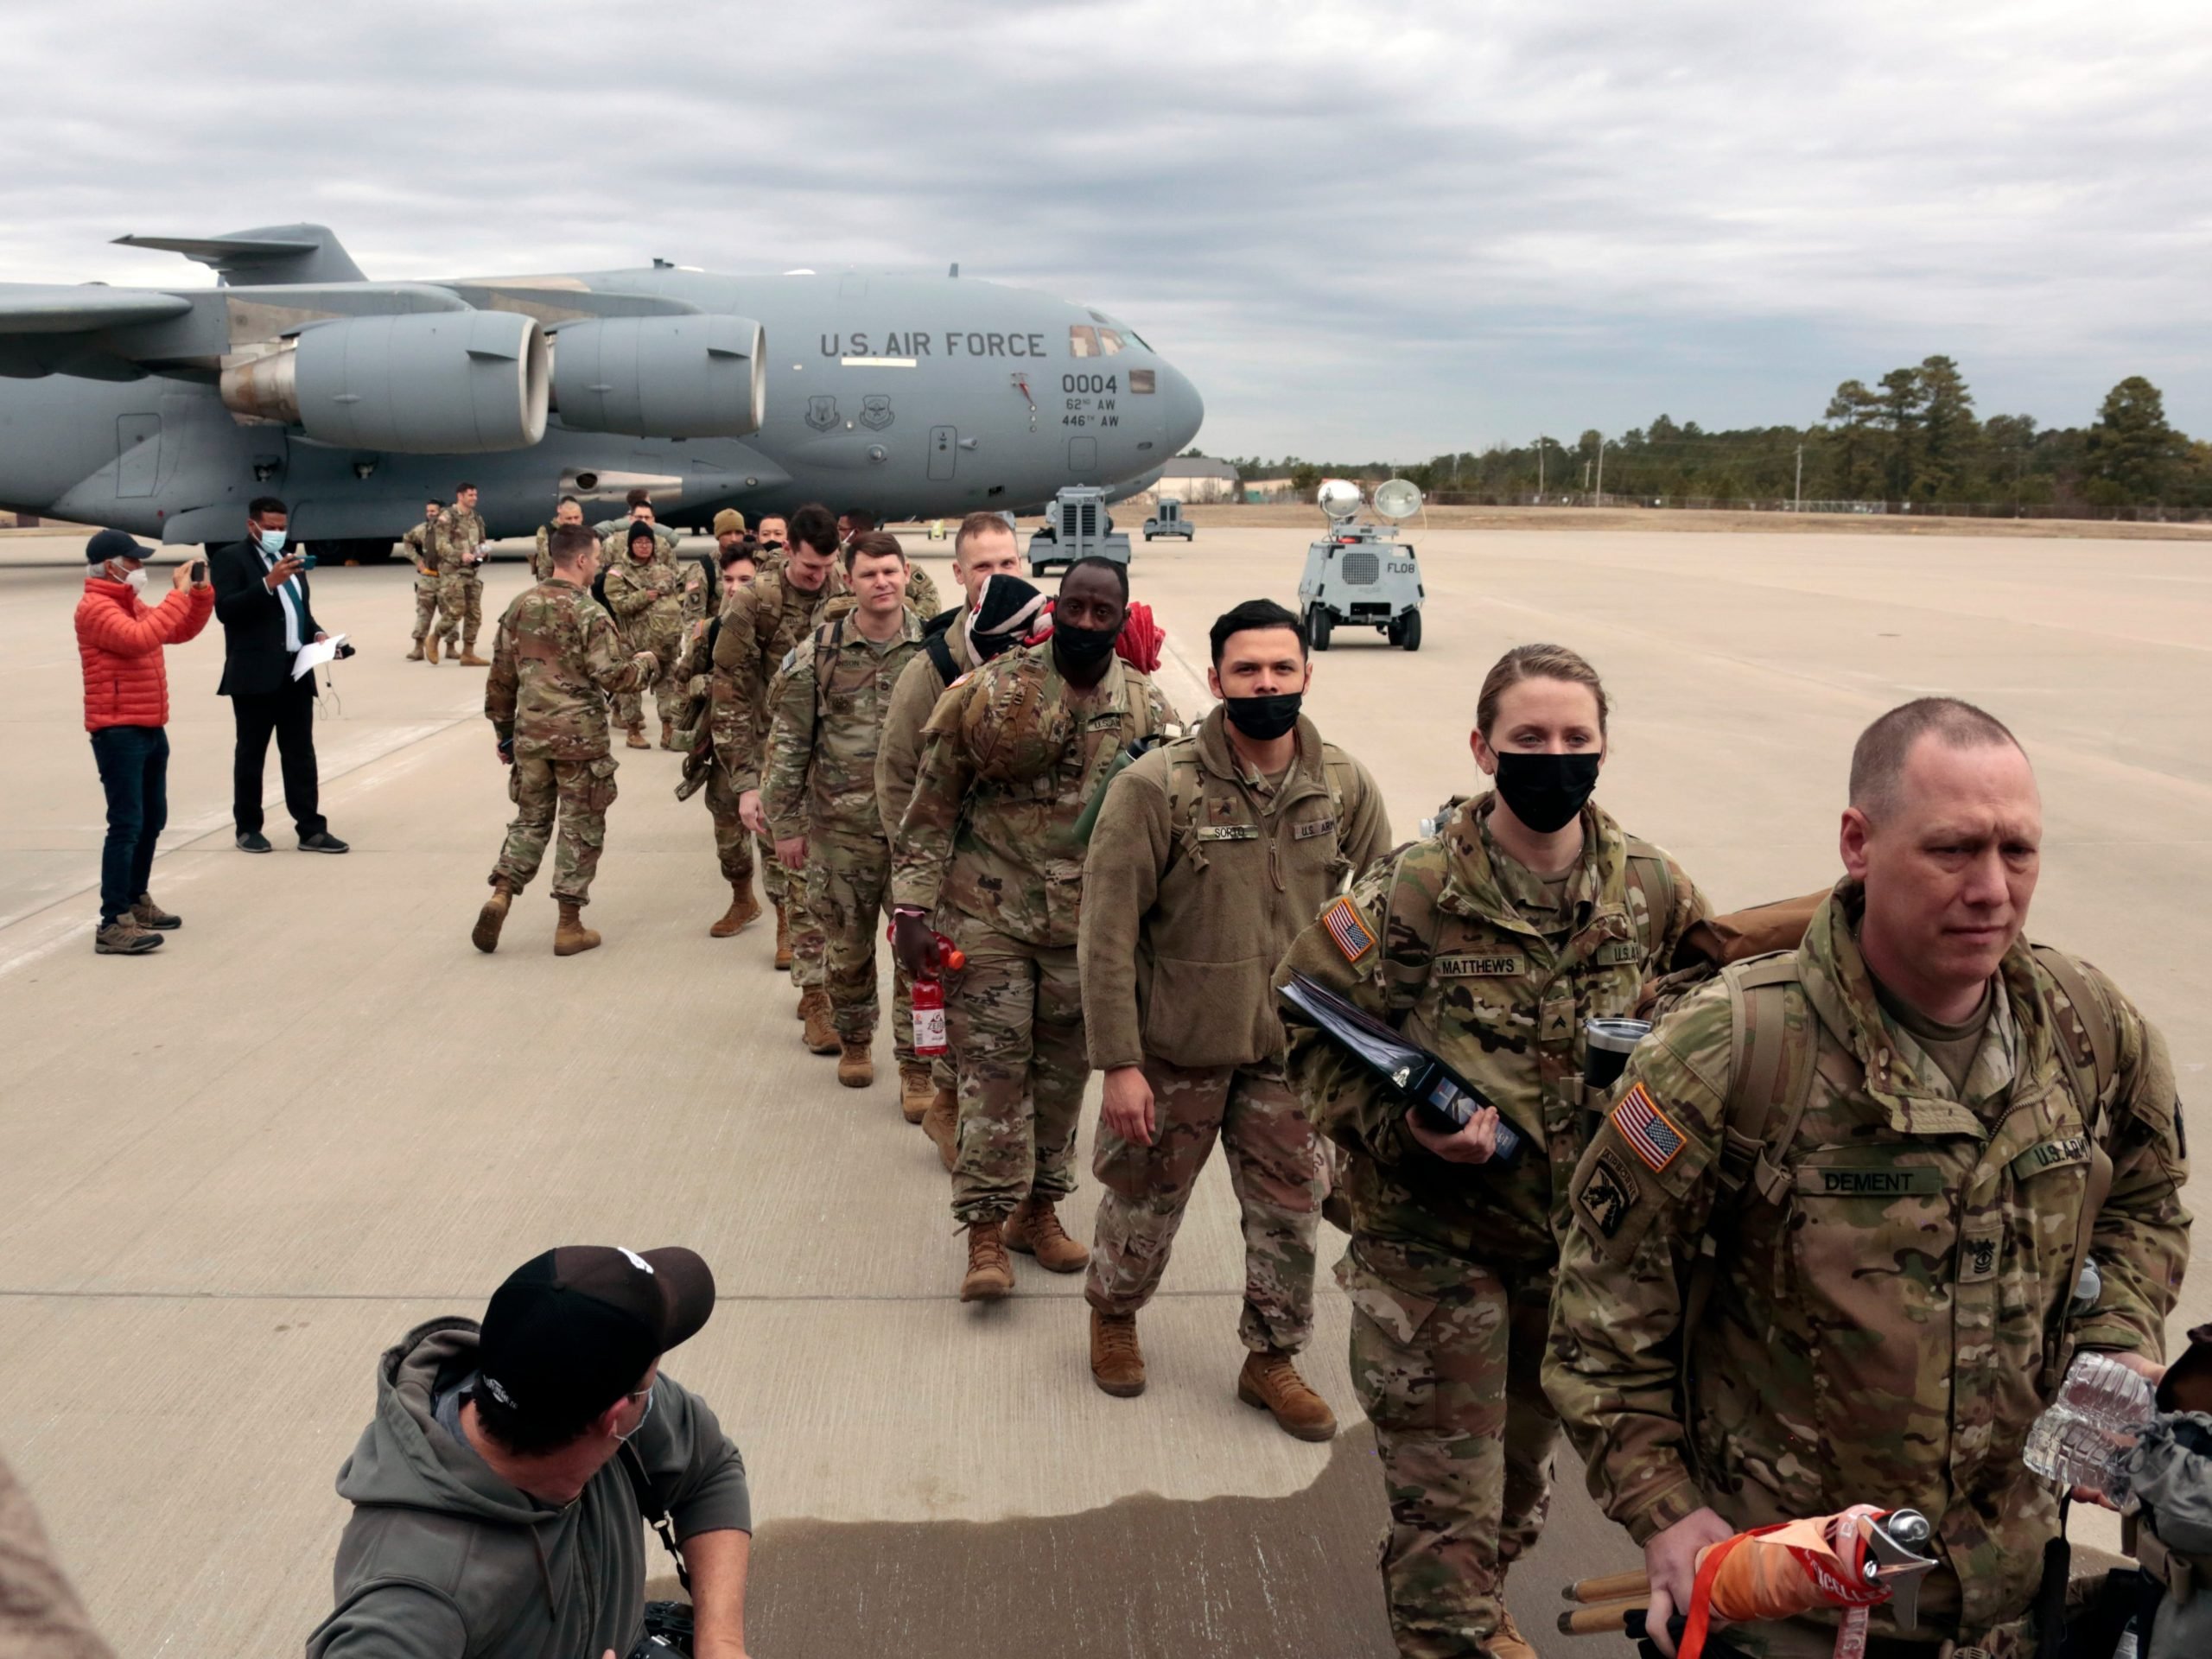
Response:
[1052,621,1120,673]
[1223,691,1302,741]
[1492,751,1600,834]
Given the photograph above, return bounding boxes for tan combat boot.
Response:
[659,717,677,750]
[405,641,424,661]
[472,876,517,954]
[1487,1602,1540,1659]
[1003,1197,1090,1273]
[625,725,650,750]
[1090,1309,1146,1397]
[1236,1349,1338,1442]
[799,988,840,1054]
[773,902,794,970]
[709,877,760,938]
[922,1085,958,1172]
[553,900,601,957]
[960,1220,1014,1302]
[898,1061,933,1124]
[424,635,441,664]
[837,1041,874,1089]
[458,641,490,667]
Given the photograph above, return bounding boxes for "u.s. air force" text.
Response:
[822,331,1049,359]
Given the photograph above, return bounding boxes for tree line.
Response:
[1204,366,2210,514]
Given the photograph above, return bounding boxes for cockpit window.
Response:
[1096,328,1126,355]
[1128,369,1156,394]
[1070,325,1101,358]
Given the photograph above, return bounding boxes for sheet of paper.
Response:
[291,632,347,680]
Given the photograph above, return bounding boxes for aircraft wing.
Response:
[0,284,193,335]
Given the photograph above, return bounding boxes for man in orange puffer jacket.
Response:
[75,529,213,955]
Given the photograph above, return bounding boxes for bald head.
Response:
[1849,697,2024,823]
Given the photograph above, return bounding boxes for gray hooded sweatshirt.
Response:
[307,1318,749,1658]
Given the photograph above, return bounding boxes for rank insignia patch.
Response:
[1611,1082,1686,1173]
[1323,896,1376,965]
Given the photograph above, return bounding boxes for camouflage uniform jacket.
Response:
[891,641,1179,950]
[531,524,555,582]
[1544,880,2190,1643]
[706,565,845,791]
[761,609,925,847]
[905,563,943,618]
[433,508,486,575]
[1276,794,1708,1286]
[403,522,441,582]
[484,579,655,761]
[601,550,685,654]
[1082,707,1393,1072]
[874,614,974,841]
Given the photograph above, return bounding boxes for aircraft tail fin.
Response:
[112,223,365,286]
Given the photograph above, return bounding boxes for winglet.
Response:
[113,223,365,286]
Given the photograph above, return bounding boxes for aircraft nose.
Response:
[1155,360,1204,453]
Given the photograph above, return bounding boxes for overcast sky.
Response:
[2,1,2205,460]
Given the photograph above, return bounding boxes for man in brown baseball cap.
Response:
[309,1246,753,1659]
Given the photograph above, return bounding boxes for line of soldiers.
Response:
[468,500,2191,1659]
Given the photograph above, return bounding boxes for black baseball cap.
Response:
[86,528,148,564]
[477,1245,715,1429]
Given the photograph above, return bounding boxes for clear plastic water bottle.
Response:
[2023,1351,2154,1509]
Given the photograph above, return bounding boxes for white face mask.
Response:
[118,564,148,594]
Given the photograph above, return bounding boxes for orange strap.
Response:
[1676,1531,1751,1659]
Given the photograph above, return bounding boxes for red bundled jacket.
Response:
[75,575,213,732]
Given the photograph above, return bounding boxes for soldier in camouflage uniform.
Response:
[403,498,442,661]
[893,557,1182,1304]
[433,481,490,665]
[1082,598,1393,1437]
[1547,697,2190,1659]
[878,515,1032,1147]
[1277,644,1709,1659]
[474,524,659,958]
[838,508,942,615]
[682,539,766,938]
[763,534,923,1094]
[714,505,846,1039]
[595,491,680,563]
[602,519,689,749]
[531,495,584,582]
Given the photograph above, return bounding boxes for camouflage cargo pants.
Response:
[1340,1239,1558,1659]
[615,623,684,733]
[804,833,915,1057]
[787,868,826,988]
[702,756,756,884]
[492,753,619,906]
[1087,1059,1323,1354]
[411,576,440,644]
[944,913,1086,1225]
[437,572,482,645]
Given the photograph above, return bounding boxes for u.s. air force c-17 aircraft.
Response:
[0,223,1204,559]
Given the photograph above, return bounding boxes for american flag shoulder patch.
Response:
[1611,1082,1687,1173]
[1323,896,1377,964]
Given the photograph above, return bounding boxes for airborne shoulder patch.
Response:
[1577,1147,1642,1238]
[1611,1082,1688,1173]
[1323,895,1377,965]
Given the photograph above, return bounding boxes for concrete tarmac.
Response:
[2,524,2203,1656]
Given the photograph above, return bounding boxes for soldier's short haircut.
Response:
[454,480,476,493]
[1849,697,2023,823]
[954,512,1017,561]
[625,486,652,509]
[1062,555,1129,602]
[1210,598,1306,665]
[720,538,760,569]
[548,524,600,564]
[248,495,288,520]
[788,503,840,558]
[841,508,877,534]
[557,494,579,508]
[843,530,907,572]
[1477,643,1609,738]
[425,497,444,509]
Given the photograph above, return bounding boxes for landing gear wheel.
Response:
[1395,610,1422,652]
[1306,605,1332,652]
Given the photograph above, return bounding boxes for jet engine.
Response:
[548,314,766,439]
[219,310,550,454]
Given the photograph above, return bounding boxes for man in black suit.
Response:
[211,497,349,854]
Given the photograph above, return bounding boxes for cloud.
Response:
[2,0,2205,457]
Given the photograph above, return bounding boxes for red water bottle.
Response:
[889,924,965,1058]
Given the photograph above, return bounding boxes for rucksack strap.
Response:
[1620,836,1677,962]
[619,1442,691,1596]
[2031,943,2121,1373]
[924,629,959,685]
